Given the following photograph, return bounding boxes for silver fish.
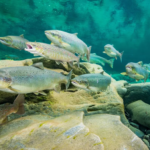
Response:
[25,42,80,67]
[82,53,115,68]
[121,62,149,82]
[71,71,111,92]
[45,30,91,61]
[0,63,72,94]
[104,44,124,62]
[0,34,29,50]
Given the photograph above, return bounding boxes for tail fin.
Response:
[13,94,25,115]
[87,46,91,62]
[109,58,115,68]
[77,55,80,68]
[66,70,73,90]
[119,51,124,62]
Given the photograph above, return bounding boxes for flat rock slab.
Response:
[0,112,148,150]
[126,100,150,128]
[84,114,148,150]
[0,112,104,150]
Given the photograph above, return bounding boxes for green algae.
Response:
[93,142,103,146]
[29,129,34,135]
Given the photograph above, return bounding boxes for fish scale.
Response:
[0,63,72,94]
[71,73,111,92]
[25,42,80,66]
[45,30,91,61]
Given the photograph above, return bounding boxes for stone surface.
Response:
[0,112,148,150]
[0,112,104,150]
[84,114,148,150]
[126,100,150,128]
[123,83,150,105]
[113,80,128,97]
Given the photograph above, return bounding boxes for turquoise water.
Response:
[1,1,150,150]
[0,0,150,73]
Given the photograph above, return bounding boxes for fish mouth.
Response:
[71,81,78,85]
[126,65,132,69]
[0,39,7,44]
[45,31,50,35]
[26,43,33,50]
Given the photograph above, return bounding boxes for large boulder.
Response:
[0,112,104,150]
[126,100,150,128]
[0,112,148,150]
[123,83,150,105]
[84,114,148,150]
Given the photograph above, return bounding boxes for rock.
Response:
[0,112,148,150]
[113,80,128,97]
[143,139,150,148]
[128,125,144,138]
[126,100,150,128]
[5,75,129,126]
[123,83,150,105]
[46,82,129,126]
[0,59,33,69]
[0,112,104,150]
[84,114,148,150]
[0,115,53,138]
[32,57,90,75]
[130,122,139,129]
[0,92,17,104]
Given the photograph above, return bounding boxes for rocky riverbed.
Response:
[0,57,150,150]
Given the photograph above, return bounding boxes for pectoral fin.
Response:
[8,86,21,92]
[135,73,144,78]
[121,72,128,76]
[110,51,116,55]
[60,41,70,48]
[56,61,60,65]
[68,62,73,67]
[51,42,54,45]
[54,84,61,93]
[32,62,44,70]
[34,91,47,96]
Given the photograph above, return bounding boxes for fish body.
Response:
[82,53,114,68]
[25,42,80,67]
[104,44,124,62]
[143,64,150,72]
[45,30,91,61]
[0,94,25,124]
[0,63,72,94]
[71,72,111,92]
[0,59,33,69]
[121,62,149,82]
[0,34,29,50]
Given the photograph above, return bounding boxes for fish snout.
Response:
[44,30,49,35]
[0,75,12,88]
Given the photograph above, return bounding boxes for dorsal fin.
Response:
[138,61,143,66]
[73,33,78,36]
[20,34,24,38]
[100,71,104,75]
[32,62,44,70]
